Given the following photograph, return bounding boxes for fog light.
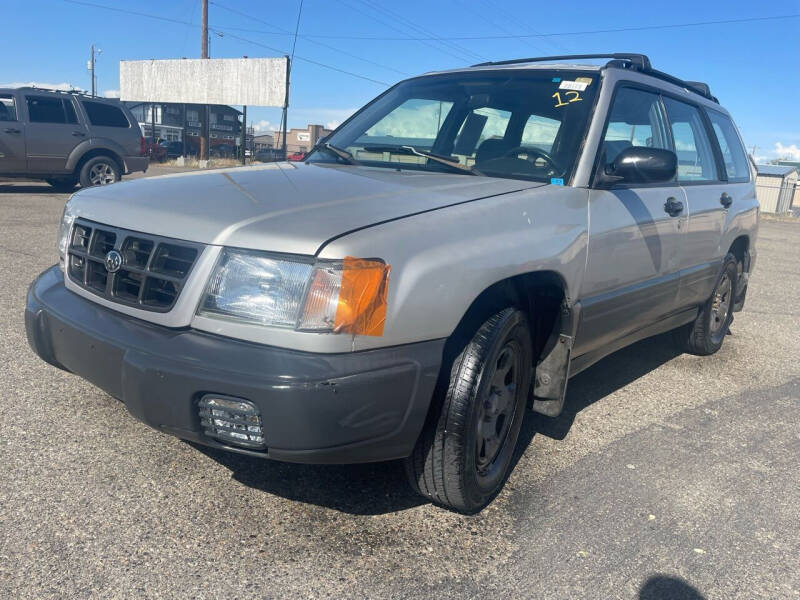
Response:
[198,395,266,450]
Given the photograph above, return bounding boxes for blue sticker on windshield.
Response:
[551,77,561,83]
[550,177,564,186]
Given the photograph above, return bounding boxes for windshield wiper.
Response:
[362,144,482,176]
[314,142,359,165]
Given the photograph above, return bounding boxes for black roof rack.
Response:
[12,86,92,96]
[472,53,652,70]
[470,53,718,103]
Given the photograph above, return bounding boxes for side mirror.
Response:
[598,146,677,187]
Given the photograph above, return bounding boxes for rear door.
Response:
[0,92,25,173]
[661,96,727,308]
[705,107,755,211]
[576,86,687,356]
[24,93,87,173]
[80,99,139,156]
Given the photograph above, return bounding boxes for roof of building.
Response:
[756,164,798,177]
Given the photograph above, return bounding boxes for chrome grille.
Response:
[66,220,203,312]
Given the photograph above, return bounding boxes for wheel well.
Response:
[445,271,568,371]
[728,235,748,265]
[74,149,123,176]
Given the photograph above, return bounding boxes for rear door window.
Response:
[705,109,750,182]
[0,94,18,121]
[661,97,718,182]
[26,95,67,123]
[62,98,79,124]
[82,101,130,128]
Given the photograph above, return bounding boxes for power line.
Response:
[356,0,488,63]
[480,0,570,53]
[289,0,304,62]
[209,1,411,76]
[334,0,471,64]
[61,0,391,86]
[208,12,800,41]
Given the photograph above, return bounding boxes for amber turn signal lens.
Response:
[333,257,390,336]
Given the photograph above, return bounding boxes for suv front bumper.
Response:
[25,266,443,463]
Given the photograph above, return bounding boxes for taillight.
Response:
[140,137,146,156]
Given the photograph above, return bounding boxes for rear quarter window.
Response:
[705,109,750,183]
[82,101,130,128]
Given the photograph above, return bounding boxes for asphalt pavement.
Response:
[1,172,798,599]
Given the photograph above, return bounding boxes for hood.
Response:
[70,162,543,255]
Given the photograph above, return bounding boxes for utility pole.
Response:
[241,105,247,165]
[88,45,101,96]
[200,0,209,161]
[282,55,290,159]
[90,44,95,96]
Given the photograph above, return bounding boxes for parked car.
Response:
[211,143,236,158]
[144,137,167,163]
[0,88,147,190]
[287,151,306,161]
[162,141,185,159]
[26,54,758,513]
[253,148,284,163]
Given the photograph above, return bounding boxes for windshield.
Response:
[308,70,599,183]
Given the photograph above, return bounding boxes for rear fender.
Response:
[66,138,127,173]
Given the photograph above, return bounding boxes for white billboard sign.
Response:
[120,57,287,106]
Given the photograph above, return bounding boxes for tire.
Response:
[79,156,121,188]
[404,307,532,513]
[674,253,738,356]
[45,178,78,192]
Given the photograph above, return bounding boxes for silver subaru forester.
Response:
[26,54,758,513]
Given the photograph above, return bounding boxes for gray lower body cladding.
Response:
[26,266,444,464]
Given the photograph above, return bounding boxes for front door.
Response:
[23,94,87,174]
[0,92,25,174]
[575,86,687,357]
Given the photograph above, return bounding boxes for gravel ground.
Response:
[1,174,798,599]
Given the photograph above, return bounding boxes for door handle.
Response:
[3,127,21,134]
[720,192,733,208]
[664,196,684,217]
[72,131,86,137]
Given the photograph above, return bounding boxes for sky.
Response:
[2,0,799,162]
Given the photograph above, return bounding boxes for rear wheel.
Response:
[404,307,532,513]
[79,156,121,188]
[674,253,738,355]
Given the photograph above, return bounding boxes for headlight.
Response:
[199,249,389,336]
[57,197,77,267]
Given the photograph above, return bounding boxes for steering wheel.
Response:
[501,146,561,173]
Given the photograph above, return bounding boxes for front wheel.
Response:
[404,307,532,513]
[674,253,738,356]
[79,156,121,188]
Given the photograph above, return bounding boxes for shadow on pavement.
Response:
[191,444,425,515]
[639,575,707,599]
[196,333,680,515]
[0,182,67,194]
[530,332,681,441]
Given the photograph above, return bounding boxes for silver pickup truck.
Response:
[26,54,758,513]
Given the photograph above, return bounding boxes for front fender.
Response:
[319,185,590,351]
